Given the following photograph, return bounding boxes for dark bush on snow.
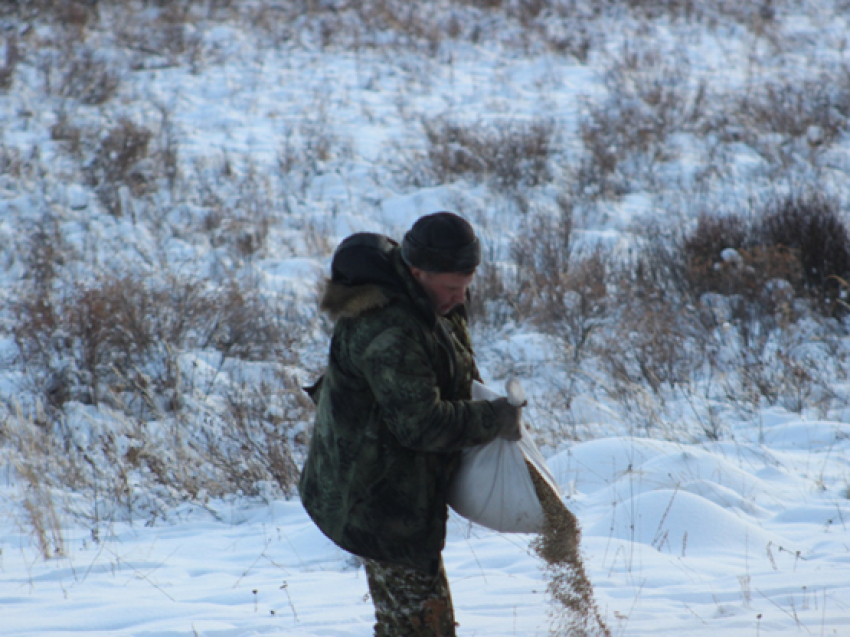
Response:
[420,116,555,191]
[756,192,850,316]
[682,213,802,308]
[679,192,850,318]
[13,271,294,411]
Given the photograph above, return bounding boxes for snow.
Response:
[3,2,850,636]
[4,429,849,636]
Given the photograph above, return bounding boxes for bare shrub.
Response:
[278,101,349,197]
[84,118,153,216]
[5,372,310,533]
[154,103,180,194]
[241,0,596,59]
[56,46,122,105]
[510,204,608,334]
[20,212,65,291]
[13,268,295,412]
[197,162,278,258]
[616,0,778,34]
[755,192,850,316]
[612,205,847,421]
[728,74,850,150]
[360,1,446,54]
[1,0,96,27]
[11,417,66,559]
[534,12,593,61]
[603,289,699,396]
[687,244,804,313]
[718,321,838,415]
[49,108,84,157]
[683,213,749,265]
[473,205,609,412]
[115,3,205,69]
[681,194,850,318]
[412,116,555,191]
[578,41,706,198]
[0,143,24,180]
[600,224,714,400]
[468,260,511,326]
[0,34,20,92]
[206,376,306,497]
[511,207,575,324]
[8,254,308,518]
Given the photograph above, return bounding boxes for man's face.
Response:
[411,268,475,316]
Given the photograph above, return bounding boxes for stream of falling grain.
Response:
[526,460,611,637]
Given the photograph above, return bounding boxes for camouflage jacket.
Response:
[298,236,503,575]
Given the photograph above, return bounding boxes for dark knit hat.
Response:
[401,211,481,273]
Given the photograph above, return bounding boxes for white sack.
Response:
[447,381,561,533]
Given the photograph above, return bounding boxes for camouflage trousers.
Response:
[362,558,457,636]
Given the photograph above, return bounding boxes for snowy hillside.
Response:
[2,1,850,635]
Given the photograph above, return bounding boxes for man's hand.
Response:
[490,397,523,441]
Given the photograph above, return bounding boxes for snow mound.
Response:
[548,437,683,495]
[758,421,850,449]
[586,489,788,558]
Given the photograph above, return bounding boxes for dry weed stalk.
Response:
[527,460,610,637]
[10,407,65,559]
[19,463,65,560]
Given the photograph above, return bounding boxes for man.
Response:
[299,211,522,636]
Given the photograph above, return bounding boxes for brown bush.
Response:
[0,143,24,180]
[13,269,296,411]
[468,261,511,326]
[730,74,850,148]
[57,47,122,105]
[0,35,20,91]
[511,208,575,323]
[578,40,706,198]
[756,192,850,315]
[417,116,555,191]
[115,3,206,68]
[682,213,750,276]
[84,119,154,216]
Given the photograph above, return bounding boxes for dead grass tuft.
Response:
[0,34,20,92]
[56,46,122,106]
[757,192,850,316]
[84,118,154,216]
[578,39,706,198]
[406,116,555,192]
[13,266,296,413]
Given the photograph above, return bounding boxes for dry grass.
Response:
[758,192,850,316]
[84,118,154,216]
[721,73,850,153]
[404,116,555,192]
[56,46,122,106]
[12,266,296,413]
[577,38,707,199]
[0,34,20,91]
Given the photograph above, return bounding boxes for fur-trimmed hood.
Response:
[320,280,392,321]
[319,232,406,321]
[319,233,449,326]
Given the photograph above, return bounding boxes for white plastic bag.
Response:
[447,380,561,533]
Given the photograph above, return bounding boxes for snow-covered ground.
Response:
[2,2,850,636]
[4,417,849,636]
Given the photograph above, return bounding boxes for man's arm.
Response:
[357,324,501,452]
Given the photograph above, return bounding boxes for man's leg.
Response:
[362,558,457,636]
